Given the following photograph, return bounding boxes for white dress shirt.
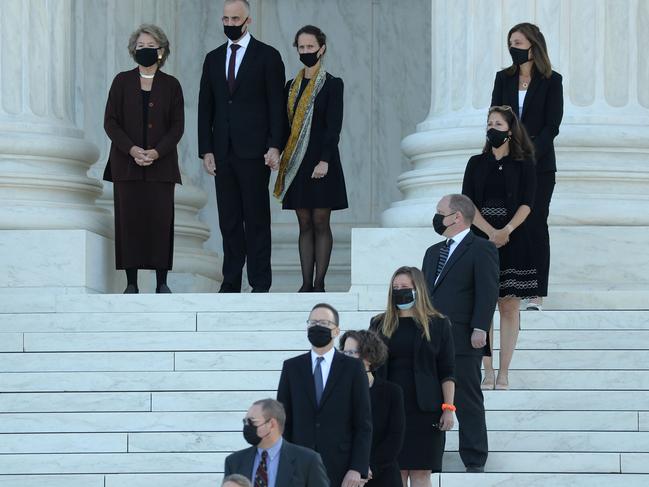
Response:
[225,30,251,79]
[310,347,335,388]
[518,90,527,118]
[446,227,471,261]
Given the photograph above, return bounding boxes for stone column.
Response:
[373,0,649,307]
[0,0,115,293]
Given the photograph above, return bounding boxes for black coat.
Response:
[462,152,537,216]
[490,68,563,173]
[224,439,330,487]
[103,68,183,183]
[366,377,405,487]
[277,350,372,487]
[422,232,499,356]
[197,36,286,160]
[370,316,455,412]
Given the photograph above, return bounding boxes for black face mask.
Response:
[135,48,159,67]
[486,128,510,148]
[243,420,269,446]
[299,51,320,68]
[509,47,530,66]
[433,213,455,236]
[224,18,248,41]
[392,288,416,309]
[308,325,333,348]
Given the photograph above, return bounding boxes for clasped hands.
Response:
[489,227,510,248]
[130,146,159,166]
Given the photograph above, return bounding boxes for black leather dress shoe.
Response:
[123,284,139,294]
[218,284,240,293]
[156,284,172,294]
[251,288,269,293]
[465,466,485,473]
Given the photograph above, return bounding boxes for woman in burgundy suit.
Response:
[104,24,184,294]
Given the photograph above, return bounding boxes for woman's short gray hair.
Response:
[222,474,252,487]
[128,24,170,67]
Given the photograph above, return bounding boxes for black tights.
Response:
[295,208,332,291]
[125,269,168,290]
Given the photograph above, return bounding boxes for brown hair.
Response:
[339,329,388,369]
[128,24,170,68]
[505,22,552,79]
[293,25,327,51]
[373,266,444,341]
[483,106,535,161]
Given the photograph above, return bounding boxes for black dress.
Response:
[367,377,405,487]
[463,153,538,298]
[386,317,447,471]
[111,90,175,270]
[282,74,348,210]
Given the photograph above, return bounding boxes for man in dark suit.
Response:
[422,194,499,473]
[198,0,286,293]
[224,398,330,487]
[277,303,372,487]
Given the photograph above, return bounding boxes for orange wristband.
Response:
[442,403,456,412]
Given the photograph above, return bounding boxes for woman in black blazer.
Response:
[340,329,405,487]
[490,22,563,310]
[370,266,455,487]
[104,24,183,294]
[274,25,348,292]
[462,106,537,390]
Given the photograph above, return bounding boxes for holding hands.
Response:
[130,146,158,166]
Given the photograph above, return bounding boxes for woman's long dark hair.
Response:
[482,106,535,162]
[505,22,553,79]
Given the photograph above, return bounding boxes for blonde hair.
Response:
[374,266,444,341]
[128,24,170,68]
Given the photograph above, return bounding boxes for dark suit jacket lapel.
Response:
[522,73,541,122]
[232,36,258,95]
[239,446,257,478]
[215,44,228,92]
[505,72,519,115]
[276,442,295,485]
[434,232,473,289]
[298,352,317,409]
[319,350,344,408]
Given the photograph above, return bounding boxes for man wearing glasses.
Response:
[277,303,372,487]
[224,399,329,487]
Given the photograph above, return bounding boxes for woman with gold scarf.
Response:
[274,25,348,292]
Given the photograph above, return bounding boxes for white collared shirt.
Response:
[434,227,471,285]
[310,346,335,388]
[225,30,251,79]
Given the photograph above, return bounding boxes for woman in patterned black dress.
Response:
[462,105,537,390]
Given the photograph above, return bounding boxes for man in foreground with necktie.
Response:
[422,194,499,473]
[224,398,329,487]
[277,303,372,487]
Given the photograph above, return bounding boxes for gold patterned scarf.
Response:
[273,65,327,201]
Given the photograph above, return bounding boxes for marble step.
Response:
[0,410,640,434]
[0,293,359,314]
[0,433,127,454]
[18,329,649,353]
[3,369,649,393]
[124,430,649,454]
[3,310,648,333]
[4,349,648,373]
[2,473,645,487]
[0,451,627,475]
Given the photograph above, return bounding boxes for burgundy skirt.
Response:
[113,181,175,270]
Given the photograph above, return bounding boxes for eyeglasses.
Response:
[342,349,360,357]
[306,319,337,328]
[242,417,270,427]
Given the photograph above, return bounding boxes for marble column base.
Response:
[350,226,649,310]
[0,230,119,294]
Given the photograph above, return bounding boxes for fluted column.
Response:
[378,0,649,305]
[0,0,110,234]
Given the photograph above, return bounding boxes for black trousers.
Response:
[214,152,272,290]
[527,171,556,297]
[454,353,488,468]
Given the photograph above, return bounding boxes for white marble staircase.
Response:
[1,293,649,486]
